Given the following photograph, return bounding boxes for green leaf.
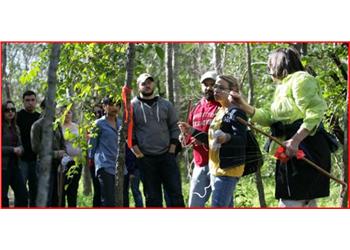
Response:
[155,46,164,61]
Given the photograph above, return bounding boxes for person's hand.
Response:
[177,122,192,136]
[213,130,230,144]
[129,174,135,181]
[228,91,255,115]
[229,91,244,105]
[283,138,300,157]
[13,147,23,156]
[168,144,176,154]
[284,127,310,157]
[132,145,144,159]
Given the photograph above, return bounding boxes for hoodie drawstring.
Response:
[140,101,160,123]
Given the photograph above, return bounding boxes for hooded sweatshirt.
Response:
[131,96,180,155]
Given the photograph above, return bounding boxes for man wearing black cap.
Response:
[131,73,184,207]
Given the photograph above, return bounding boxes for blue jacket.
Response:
[88,116,121,175]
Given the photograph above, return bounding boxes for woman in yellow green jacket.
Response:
[230,47,332,207]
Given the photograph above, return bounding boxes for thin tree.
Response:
[173,43,180,111]
[340,92,348,207]
[115,43,136,206]
[36,44,61,206]
[165,43,174,103]
[2,43,11,100]
[246,43,266,207]
[212,43,223,75]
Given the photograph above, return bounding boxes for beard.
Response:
[205,90,215,101]
[141,89,154,97]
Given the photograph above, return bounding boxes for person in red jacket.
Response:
[181,71,220,207]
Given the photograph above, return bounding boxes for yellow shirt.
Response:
[208,107,245,177]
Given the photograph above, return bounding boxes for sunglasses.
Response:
[5,108,16,113]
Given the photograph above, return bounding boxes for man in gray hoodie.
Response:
[131,73,185,207]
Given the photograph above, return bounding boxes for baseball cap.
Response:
[137,73,154,85]
[200,71,217,83]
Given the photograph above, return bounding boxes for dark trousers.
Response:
[97,168,116,207]
[89,164,101,207]
[137,153,185,207]
[60,164,82,207]
[123,168,144,207]
[19,160,38,207]
[2,166,28,207]
[47,165,59,207]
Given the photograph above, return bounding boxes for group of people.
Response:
[2,47,335,208]
[2,91,84,207]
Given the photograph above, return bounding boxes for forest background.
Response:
[1,42,348,207]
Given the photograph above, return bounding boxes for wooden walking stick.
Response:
[236,117,348,196]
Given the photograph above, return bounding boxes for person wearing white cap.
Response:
[180,70,220,207]
[131,73,185,207]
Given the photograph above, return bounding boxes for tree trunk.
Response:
[246,43,266,208]
[173,43,180,111]
[165,43,174,103]
[82,165,92,196]
[212,43,223,74]
[340,92,348,207]
[2,43,11,100]
[115,43,135,206]
[36,44,61,207]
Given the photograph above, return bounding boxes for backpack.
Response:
[243,130,263,176]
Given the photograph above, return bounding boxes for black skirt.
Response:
[275,128,331,200]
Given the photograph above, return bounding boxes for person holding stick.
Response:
[229,47,333,207]
[180,71,220,207]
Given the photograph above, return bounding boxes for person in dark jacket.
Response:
[179,75,247,207]
[2,100,28,207]
[16,90,41,206]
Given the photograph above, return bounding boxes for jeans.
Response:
[188,165,211,207]
[123,168,144,207]
[19,160,38,207]
[137,153,185,207]
[279,199,317,207]
[97,168,116,207]
[2,167,28,207]
[210,175,239,207]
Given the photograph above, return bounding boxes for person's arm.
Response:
[284,127,310,157]
[229,91,273,127]
[14,125,24,156]
[178,122,209,145]
[131,144,144,158]
[292,73,327,134]
[284,74,326,157]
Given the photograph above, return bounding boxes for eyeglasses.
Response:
[213,84,229,91]
[5,108,16,113]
